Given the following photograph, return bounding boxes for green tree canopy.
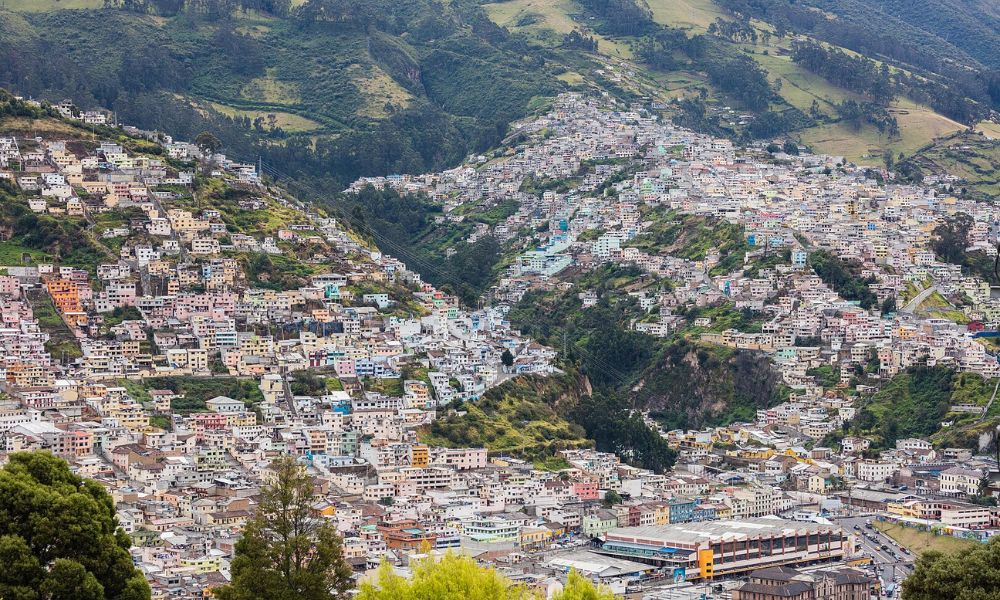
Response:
[194,131,223,154]
[903,536,1000,600]
[0,451,150,600]
[359,555,613,600]
[554,571,615,600]
[214,457,352,600]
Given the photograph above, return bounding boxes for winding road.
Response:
[900,285,940,314]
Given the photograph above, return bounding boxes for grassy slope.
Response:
[646,0,726,32]
[481,0,965,164]
[874,521,979,556]
[801,97,964,163]
[2,0,102,10]
[419,372,592,458]
[483,0,632,58]
[8,0,968,168]
[26,290,83,360]
[206,101,324,132]
[912,130,1000,196]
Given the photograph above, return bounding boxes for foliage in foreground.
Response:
[0,451,150,600]
[214,457,352,600]
[358,555,614,600]
[903,536,1000,600]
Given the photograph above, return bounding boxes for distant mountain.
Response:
[1,0,997,190]
[831,0,1000,69]
[0,1,563,188]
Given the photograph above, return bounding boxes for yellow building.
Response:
[411,444,430,468]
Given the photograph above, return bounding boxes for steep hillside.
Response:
[846,366,1000,452]
[0,1,563,188]
[1,0,993,178]
[638,338,788,430]
[907,129,1000,198]
[482,0,995,163]
[420,371,593,460]
[507,260,786,434]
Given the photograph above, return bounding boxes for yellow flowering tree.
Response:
[358,554,614,600]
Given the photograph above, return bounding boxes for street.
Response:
[836,516,914,596]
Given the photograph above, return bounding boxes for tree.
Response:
[0,451,151,600]
[602,490,622,507]
[501,349,514,368]
[359,554,530,600]
[553,571,615,600]
[194,131,222,154]
[214,457,352,600]
[903,537,1000,599]
[359,555,612,600]
[782,140,799,155]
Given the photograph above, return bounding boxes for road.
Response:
[979,377,1000,422]
[837,516,914,597]
[900,285,940,314]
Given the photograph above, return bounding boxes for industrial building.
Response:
[597,517,849,581]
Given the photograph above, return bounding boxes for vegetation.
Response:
[509,266,652,387]
[359,555,614,600]
[0,0,561,191]
[571,392,677,472]
[850,365,971,448]
[874,521,978,560]
[808,249,878,308]
[0,451,151,600]
[505,261,781,463]
[791,41,894,105]
[932,213,998,283]
[641,338,787,430]
[0,181,110,273]
[717,0,1000,125]
[330,185,504,305]
[422,373,591,460]
[139,376,264,411]
[903,535,1000,600]
[243,253,321,291]
[215,457,352,600]
[626,210,749,275]
[911,130,1000,198]
[26,289,82,360]
[577,0,655,36]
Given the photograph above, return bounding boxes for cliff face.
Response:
[634,339,787,430]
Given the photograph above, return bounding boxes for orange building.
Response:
[45,278,82,314]
[411,444,429,468]
[378,520,437,551]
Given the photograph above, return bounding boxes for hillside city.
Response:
[3,91,1000,600]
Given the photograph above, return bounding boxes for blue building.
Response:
[668,498,697,524]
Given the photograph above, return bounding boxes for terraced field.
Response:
[483,0,632,57]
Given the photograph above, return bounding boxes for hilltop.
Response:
[0,0,996,196]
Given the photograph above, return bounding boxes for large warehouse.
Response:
[597,517,849,581]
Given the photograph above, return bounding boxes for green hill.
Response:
[2,0,995,182]
[847,366,1000,451]
[0,1,563,188]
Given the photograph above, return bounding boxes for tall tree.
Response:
[194,131,223,155]
[214,457,352,600]
[0,451,151,600]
